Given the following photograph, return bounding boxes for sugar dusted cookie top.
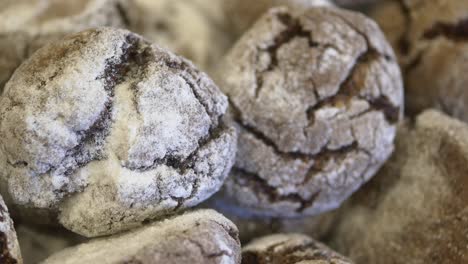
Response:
[216,6,403,217]
[0,27,236,237]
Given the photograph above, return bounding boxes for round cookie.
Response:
[0,0,131,93]
[372,0,468,121]
[216,6,403,217]
[0,27,236,237]
[242,233,352,264]
[0,194,22,263]
[41,209,241,264]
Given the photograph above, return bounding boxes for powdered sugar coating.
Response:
[42,209,241,264]
[0,195,22,263]
[0,28,236,237]
[216,6,403,217]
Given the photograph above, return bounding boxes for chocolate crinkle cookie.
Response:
[41,210,241,264]
[0,27,236,237]
[372,0,468,121]
[0,0,132,93]
[0,195,22,264]
[242,233,353,264]
[215,6,403,218]
[328,110,468,264]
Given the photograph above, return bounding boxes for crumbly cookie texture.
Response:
[41,209,241,264]
[216,6,403,217]
[126,0,231,72]
[372,0,468,121]
[329,110,468,263]
[0,27,236,237]
[242,233,353,264]
[0,0,131,92]
[16,225,86,264]
[0,195,22,264]
[222,0,333,38]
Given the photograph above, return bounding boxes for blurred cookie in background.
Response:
[127,0,231,72]
[0,0,131,93]
[372,0,468,122]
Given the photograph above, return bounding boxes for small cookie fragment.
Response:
[216,6,403,217]
[242,233,353,264]
[0,195,22,264]
[0,28,236,237]
[41,209,241,264]
[330,110,468,263]
[0,0,131,92]
[372,0,468,121]
[127,0,230,71]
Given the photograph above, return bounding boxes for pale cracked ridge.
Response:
[41,209,241,264]
[216,6,404,217]
[0,27,236,237]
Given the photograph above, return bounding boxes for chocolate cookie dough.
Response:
[0,28,236,237]
[242,233,353,264]
[372,0,468,121]
[0,195,22,264]
[216,6,403,218]
[41,210,241,264]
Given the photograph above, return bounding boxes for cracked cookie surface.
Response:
[41,209,241,264]
[0,27,236,237]
[0,195,22,264]
[372,0,468,121]
[215,6,403,217]
[242,233,352,264]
